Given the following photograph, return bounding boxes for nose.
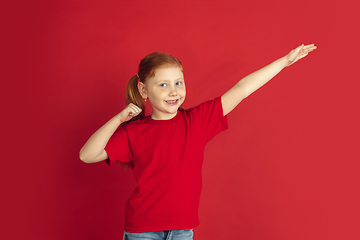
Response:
[168,85,178,97]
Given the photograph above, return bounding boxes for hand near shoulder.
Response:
[117,103,142,123]
[285,44,317,67]
[80,103,142,163]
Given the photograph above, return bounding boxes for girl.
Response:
[80,44,316,240]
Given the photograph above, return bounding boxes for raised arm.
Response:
[221,44,316,116]
[79,103,142,163]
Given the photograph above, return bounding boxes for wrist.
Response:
[277,56,289,68]
[114,113,124,125]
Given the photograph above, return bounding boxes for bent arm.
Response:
[79,115,121,163]
[221,44,316,116]
[79,103,142,163]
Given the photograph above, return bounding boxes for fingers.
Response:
[286,43,316,67]
[296,44,316,52]
[127,103,142,117]
[119,103,143,122]
[302,44,317,53]
[298,44,316,60]
[303,43,316,48]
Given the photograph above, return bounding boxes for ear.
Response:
[137,81,147,99]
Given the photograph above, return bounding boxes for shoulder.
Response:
[124,117,148,127]
[187,97,223,115]
[115,117,149,134]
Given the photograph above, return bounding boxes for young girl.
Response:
[80,44,316,240]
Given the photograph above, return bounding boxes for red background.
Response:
[4,0,360,239]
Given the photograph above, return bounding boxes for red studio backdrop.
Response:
[5,0,360,239]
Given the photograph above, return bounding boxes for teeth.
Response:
[166,100,177,103]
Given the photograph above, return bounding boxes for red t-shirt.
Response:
[105,97,228,233]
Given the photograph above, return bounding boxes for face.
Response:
[138,67,186,120]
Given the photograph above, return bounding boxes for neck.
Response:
[150,111,178,120]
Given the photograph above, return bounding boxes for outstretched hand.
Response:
[286,44,317,67]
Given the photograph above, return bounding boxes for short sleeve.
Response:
[190,96,228,143]
[104,125,133,165]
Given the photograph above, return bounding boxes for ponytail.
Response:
[125,75,146,123]
[125,52,185,123]
[121,53,184,169]
[121,75,145,169]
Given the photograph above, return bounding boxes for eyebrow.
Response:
[155,78,184,82]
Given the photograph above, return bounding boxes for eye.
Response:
[160,83,167,87]
[176,81,183,86]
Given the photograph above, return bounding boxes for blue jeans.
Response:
[123,229,193,240]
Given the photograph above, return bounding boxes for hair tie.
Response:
[137,74,140,83]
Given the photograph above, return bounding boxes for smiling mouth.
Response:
[165,99,179,105]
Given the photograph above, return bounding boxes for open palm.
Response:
[286,44,317,66]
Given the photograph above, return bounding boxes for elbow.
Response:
[79,150,93,163]
[79,149,86,162]
[79,156,89,163]
[79,149,107,163]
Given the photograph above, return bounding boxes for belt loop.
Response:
[165,230,172,240]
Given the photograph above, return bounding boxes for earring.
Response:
[144,98,147,102]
